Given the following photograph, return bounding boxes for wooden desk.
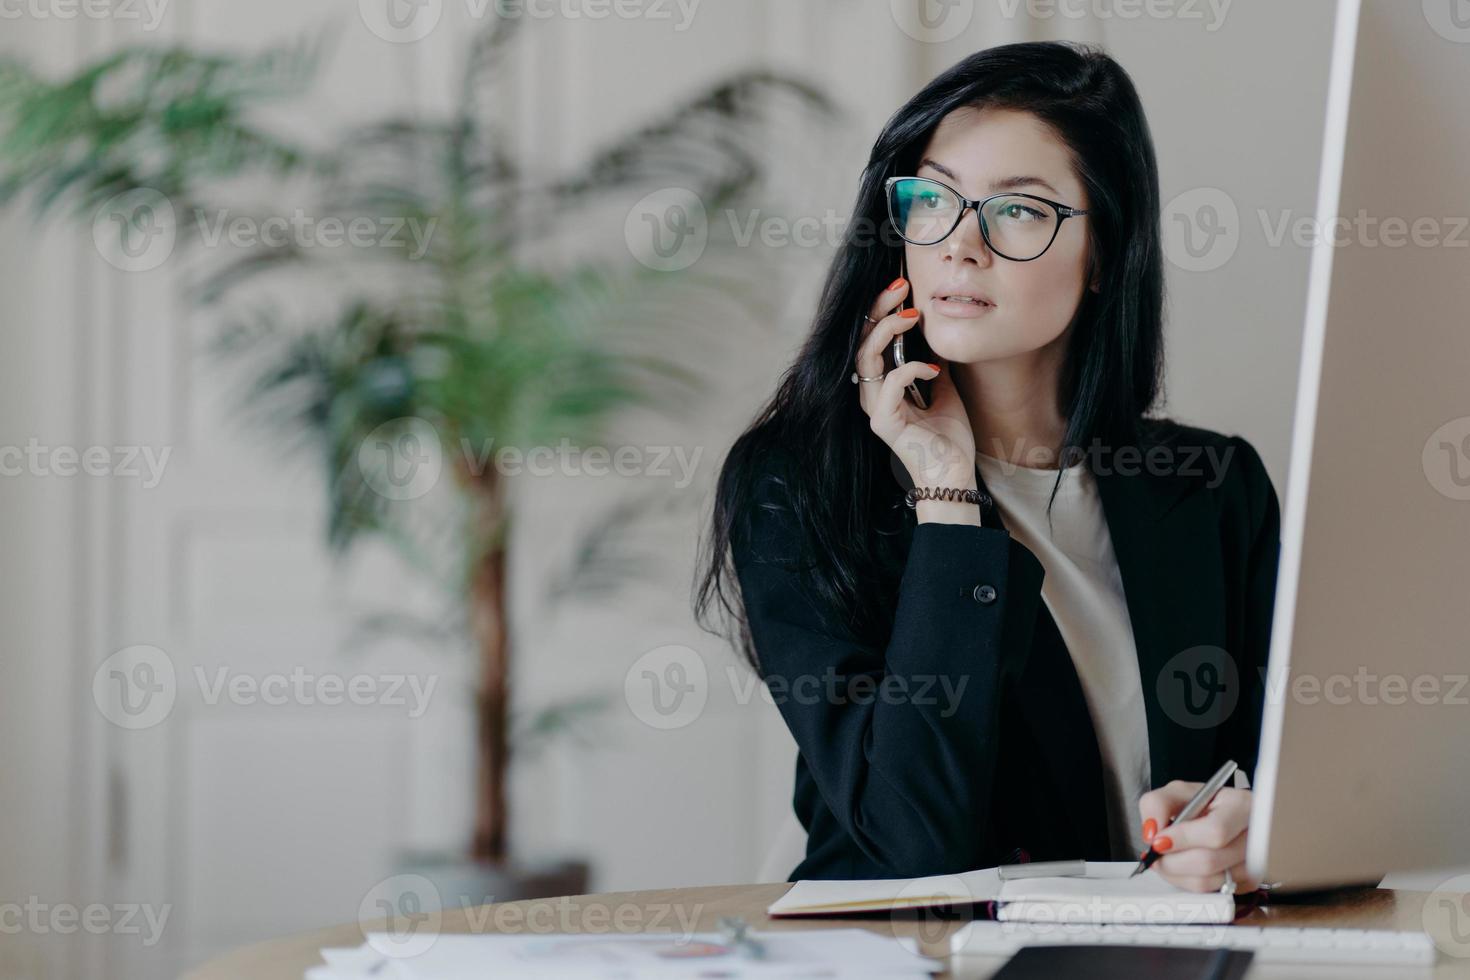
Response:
[186,881,1469,979]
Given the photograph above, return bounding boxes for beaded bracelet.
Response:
[904,486,992,509]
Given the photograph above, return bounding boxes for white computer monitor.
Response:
[1246,0,1470,890]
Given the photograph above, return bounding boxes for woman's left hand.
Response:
[1137,781,1261,893]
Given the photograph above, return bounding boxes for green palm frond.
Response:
[1,19,839,754]
[546,69,838,213]
[511,695,612,761]
[211,300,431,550]
[0,37,319,219]
[540,488,682,611]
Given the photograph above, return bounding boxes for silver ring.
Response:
[851,371,886,384]
[1220,867,1237,895]
[863,314,880,324]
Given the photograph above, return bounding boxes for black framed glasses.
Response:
[885,175,1090,261]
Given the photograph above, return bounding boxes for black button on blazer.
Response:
[730,419,1282,881]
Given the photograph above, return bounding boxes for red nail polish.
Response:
[898,308,920,319]
[1142,818,1157,843]
[888,277,907,292]
[1154,836,1174,853]
[926,363,940,372]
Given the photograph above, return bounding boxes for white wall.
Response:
[0,3,1330,978]
[1100,0,1335,485]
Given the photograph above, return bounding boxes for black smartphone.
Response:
[885,256,935,409]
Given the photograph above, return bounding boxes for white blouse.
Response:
[976,450,1152,860]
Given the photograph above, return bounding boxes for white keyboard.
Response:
[952,920,1437,966]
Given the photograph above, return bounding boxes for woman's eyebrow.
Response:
[917,157,1061,197]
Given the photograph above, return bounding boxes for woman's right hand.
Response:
[856,277,979,492]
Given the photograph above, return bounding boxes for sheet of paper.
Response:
[1378,864,1470,892]
[766,867,1002,916]
[319,946,385,971]
[305,945,391,980]
[361,929,942,979]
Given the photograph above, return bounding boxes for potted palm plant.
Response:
[1,15,835,899]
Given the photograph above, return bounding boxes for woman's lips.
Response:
[931,296,995,319]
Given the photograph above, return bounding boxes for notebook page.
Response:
[767,866,1003,916]
[996,867,1234,924]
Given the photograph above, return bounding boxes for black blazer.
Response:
[731,419,1282,881]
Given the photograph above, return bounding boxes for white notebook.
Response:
[767,861,1234,925]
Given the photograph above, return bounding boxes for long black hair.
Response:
[694,40,1166,672]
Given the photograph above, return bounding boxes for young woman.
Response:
[694,41,1281,894]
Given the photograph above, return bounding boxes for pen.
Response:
[1130,759,1238,878]
[716,915,767,960]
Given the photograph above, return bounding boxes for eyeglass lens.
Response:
[890,178,1060,259]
